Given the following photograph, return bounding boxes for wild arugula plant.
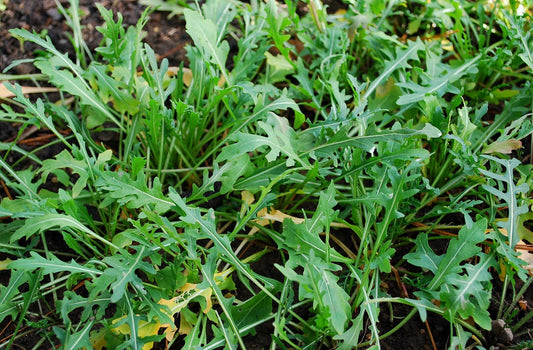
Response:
[0,0,532,349]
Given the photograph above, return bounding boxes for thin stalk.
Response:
[204,300,311,350]
[503,274,533,322]
[5,270,42,350]
[497,274,511,319]
[511,309,533,333]
[0,73,48,81]
[364,298,486,345]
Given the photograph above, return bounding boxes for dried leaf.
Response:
[482,139,522,154]
[0,83,58,98]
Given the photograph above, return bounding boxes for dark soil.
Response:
[0,0,189,73]
[0,1,531,350]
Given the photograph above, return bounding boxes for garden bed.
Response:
[0,0,532,349]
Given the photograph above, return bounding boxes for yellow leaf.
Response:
[90,328,107,350]
[111,315,131,335]
[111,316,176,349]
[441,38,454,52]
[179,312,193,335]
[0,258,12,271]
[108,282,215,347]
[483,139,522,154]
[375,77,396,98]
[166,66,224,87]
[162,283,213,314]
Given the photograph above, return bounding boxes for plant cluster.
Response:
[0,0,532,349]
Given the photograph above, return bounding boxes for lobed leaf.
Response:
[8,251,101,278]
[184,8,230,84]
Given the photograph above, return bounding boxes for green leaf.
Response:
[278,218,349,264]
[10,213,118,250]
[480,155,529,249]
[264,0,292,59]
[184,8,230,84]
[397,55,480,105]
[277,250,350,334]
[169,188,280,292]
[218,113,308,167]
[101,246,156,303]
[96,168,173,214]
[405,233,443,273]
[33,58,123,130]
[9,28,84,77]
[265,52,295,83]
[198,253,244,349]
[0,270,28,324]
[518,212,533,243]
[405,219,495,332]
[112,293,146,350]
[60,291,111,324]
[308,123,441,158]
[231,291,273,336]
[5,83,71,148]
[308,182,338,235]
[219,154,253,194]
[41,149,89,198]
[440,253,496,330]
[9,168,43,199]
[333,315,364,350]
[8,251,101,278]
[87,64,139,115]
[428,219,486,290]
[59,319,95,350]
[231,90,303,133]
[364,39,425,100]
[503,11,533,70]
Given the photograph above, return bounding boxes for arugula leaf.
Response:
[9,28,85,76]
[363,39,425,100]
[96,167,173,214]
[5,83,71,147]
[479,155,529,249]
[308,123,441,158]
[8,251,101,278]
[0,270,28,324]
[405,233,443,273]
[184,8,230,84]
[60,291,111,324]
[429,219,486,290]
[33,58,123,130]
[101,246,157,303]
[41,149,89,198]
[231,89,303,133]
[441,252,496,330]
[112,293,147,350]
[231,291,273,336]
[218,113,308,167]
[277,250,350,335]
[87,64,139,115]
[198,253,244,349]
[55,319,95,350]
[264,0,292,60]
[0,162,42,200]
[405,219,494,330]
[10,213,118,250]
[397,54,480,105]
